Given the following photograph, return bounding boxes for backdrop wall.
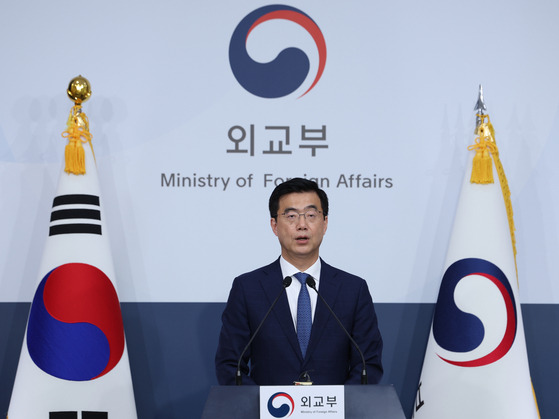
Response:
[1,1,558,418]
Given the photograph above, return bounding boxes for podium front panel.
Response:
[202,385,405,419]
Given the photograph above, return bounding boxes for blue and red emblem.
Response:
[229,4,327,98]
[267,392,294,418]
[27,263,125,381]
[433,257,517,367]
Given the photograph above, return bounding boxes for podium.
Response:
[201,385,406,418]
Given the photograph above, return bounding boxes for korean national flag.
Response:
[7,129,137,418]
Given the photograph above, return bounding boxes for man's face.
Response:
[270,191,328,270]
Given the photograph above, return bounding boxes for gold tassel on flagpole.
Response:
[62,105,92,175]
[61,75,94,175]
[468,113,497,184]
[468,111,518,272]
[471,147,493,184]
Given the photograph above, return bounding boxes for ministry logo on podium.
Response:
[260,386,343,418]
[267,392,295,418]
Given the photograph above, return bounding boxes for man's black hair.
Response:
[269,177,329,219]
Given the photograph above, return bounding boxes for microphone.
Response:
[306,276,368,385]
[235,276,292,385]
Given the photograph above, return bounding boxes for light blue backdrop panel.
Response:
[2,0,559,305]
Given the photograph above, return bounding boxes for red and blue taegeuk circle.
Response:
[27,263,125,381]
[267,392,295,418]
[433,257,517,367]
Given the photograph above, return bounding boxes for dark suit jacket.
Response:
[215,258,383,385]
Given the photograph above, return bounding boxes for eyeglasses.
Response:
[279,209,323,224]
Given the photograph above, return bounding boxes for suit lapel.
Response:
[304,260,342,363]
[260,259,303,361]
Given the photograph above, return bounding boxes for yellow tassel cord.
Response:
[468,116,497,184]
[468,113,518,282]
[61,105,94,175]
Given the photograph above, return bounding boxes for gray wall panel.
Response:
[1,303,556,418]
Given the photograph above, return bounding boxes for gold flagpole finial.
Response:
[62,75,93,175]
[67,75,92,104]
[474,84,487,132]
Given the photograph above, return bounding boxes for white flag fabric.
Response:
[8,132,137,418]
[414,123,539,418]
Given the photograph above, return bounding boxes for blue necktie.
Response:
[294,272,311,357]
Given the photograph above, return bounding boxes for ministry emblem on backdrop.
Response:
[229,5,327,98]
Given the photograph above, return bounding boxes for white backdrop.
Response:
[1,0,558,303]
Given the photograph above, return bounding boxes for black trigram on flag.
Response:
[49,194,102,236]
[50,412,107,419]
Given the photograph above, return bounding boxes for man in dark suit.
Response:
[215,178,383,385]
